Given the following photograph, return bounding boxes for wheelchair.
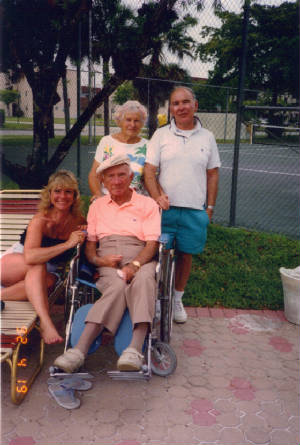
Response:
[50,234,177,381]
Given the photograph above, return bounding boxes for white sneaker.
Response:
[53,348,85,373]
[117,347,144,371]
[173,301,187,323]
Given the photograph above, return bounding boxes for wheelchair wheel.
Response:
[160,254,175,343]
[151,341,177,377]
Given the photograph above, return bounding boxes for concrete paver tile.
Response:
[245,426,272,444]
[143,424,170,441]
[114,423,144,442]
[188,387,215,400]
[261,411,290,429]
[168,385,191,398]
[193,424,221,442]
[254,390,278,401]
[121,397,145,411]
[270,430,300,445]
[92,408,120,423]
[143,409,169,425]
[187,375,210,387]
[119,409,143,425]
[214,399,237,413]
[218,427,246,444]
[216,412,241,427]
[283,399,300,417]
[196,307,210,317]
[167,424,198,444]
[288,416,300,434]
[236,400,262,414]
[242,413,268,429]
[251,377,275,390]
[260,400,283,416]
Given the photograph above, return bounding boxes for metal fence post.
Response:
[223,87,229,142]
[76,20,81,179]
[229,0,250,226]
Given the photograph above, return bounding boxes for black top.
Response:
[20,228,75,265]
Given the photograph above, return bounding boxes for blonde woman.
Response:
[88,100,148,199]
[0,170,86,344]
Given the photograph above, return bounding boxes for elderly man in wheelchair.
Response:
[54,153,166,374]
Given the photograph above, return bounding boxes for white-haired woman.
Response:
[88,100,148,199]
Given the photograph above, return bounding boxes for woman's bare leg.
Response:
[0,253,29,285]
[0,253,57,301]
[25,264,63,345]
[0,281,28,300]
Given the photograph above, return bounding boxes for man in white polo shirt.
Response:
[144,86,221,323]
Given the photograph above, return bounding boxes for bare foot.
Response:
[40,321,63,344]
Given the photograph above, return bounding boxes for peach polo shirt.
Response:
[87,189,161,242]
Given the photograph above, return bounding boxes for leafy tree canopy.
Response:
[197,1,299,104]
[0,89,20,113]
[1,0,197,187]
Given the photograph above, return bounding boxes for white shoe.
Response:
[117,347,144,371]
[173,301,187,323]
[53,348,85,373]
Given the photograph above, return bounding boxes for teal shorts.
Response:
[161,206,209,254]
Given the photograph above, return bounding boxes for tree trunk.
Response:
[32,104,50,170]
[103,58,110,135]
[48,108,55,139]
[148,94,159,138]
[62,71,70,134]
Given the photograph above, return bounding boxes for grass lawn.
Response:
[184,224,300,310]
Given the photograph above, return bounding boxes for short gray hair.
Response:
[113,100,148,126]
[170,85,196,101]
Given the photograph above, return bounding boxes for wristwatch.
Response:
[131,260,141,270]
[207,205,214,210]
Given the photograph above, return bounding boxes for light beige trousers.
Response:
[85,235,156,334]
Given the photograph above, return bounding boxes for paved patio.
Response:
[1,307,299,445]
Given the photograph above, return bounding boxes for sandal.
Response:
[47,375,92,391]
[48,382,80,409]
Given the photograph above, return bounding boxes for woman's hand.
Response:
[67,230,86,248]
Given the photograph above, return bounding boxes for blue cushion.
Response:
[70,305,133,356]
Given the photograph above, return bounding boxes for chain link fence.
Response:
[1,0,299,238]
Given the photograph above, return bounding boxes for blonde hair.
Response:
[39,170,82,218]
[113,100,147,126]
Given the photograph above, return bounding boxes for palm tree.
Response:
[134,13,198,136]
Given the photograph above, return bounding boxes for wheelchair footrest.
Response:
[107,367,151,381]
[49,366,93,380]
